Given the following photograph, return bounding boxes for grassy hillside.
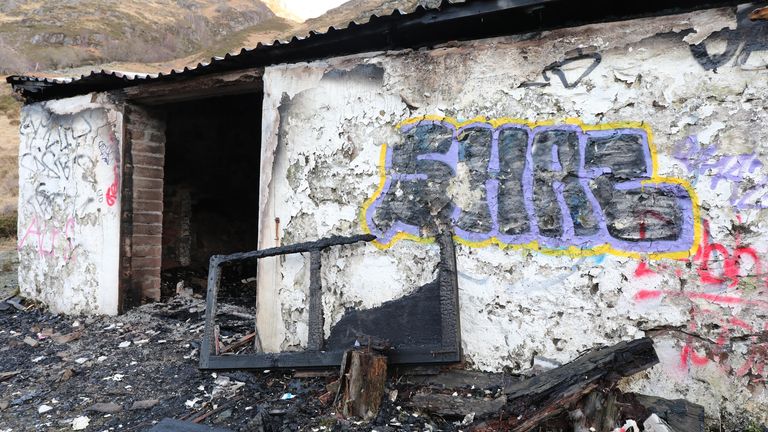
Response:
[297,0,439,33]
[0,0,292,73]
[0,81,20,224]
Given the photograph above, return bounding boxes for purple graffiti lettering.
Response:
[364,119,698,255]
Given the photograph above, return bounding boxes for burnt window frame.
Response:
[199,232,462,369]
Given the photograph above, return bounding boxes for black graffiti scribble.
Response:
[20,106,119,222]
[521,49,602,89]
[689,6,768,71]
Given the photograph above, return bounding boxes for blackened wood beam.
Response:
[210,234,376,265]
[487,337,658,431]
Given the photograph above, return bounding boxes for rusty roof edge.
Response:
[7,0,743,102]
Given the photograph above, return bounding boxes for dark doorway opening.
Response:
[161,93,262,303]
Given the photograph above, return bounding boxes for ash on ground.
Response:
[0,296,484,432]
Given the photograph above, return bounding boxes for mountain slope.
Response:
[0,0,292,73]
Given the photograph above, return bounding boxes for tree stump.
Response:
[336,349,388,420]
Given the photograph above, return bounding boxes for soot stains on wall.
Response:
[260,7,768,426]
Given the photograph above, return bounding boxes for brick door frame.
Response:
[116,68,264,312]
[119,104,167,311]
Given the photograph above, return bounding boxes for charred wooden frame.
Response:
[200,232,462,369]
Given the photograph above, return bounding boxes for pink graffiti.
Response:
[105,165,119,207]
[635,290,768,382]
[634,218,767,289]
[675,307,768,383]
[17,216,76,262]
[634,289,768,309]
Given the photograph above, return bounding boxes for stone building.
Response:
[8,1,768,426]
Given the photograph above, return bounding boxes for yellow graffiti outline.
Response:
[359,116,701,260]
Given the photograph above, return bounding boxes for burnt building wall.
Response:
[257,5,768,427]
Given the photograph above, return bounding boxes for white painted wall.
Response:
[17,94,123,315]
[259,6,768,427]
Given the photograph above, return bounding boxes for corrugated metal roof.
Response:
[7,0,741,101]
[6,0,464,92]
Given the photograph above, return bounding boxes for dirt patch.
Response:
[0,237,18,304]
[0,79,20,217]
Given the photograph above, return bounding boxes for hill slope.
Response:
[0,0,292,73]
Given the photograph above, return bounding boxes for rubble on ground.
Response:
[0,294,708,431]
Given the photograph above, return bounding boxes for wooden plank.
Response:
[474,338,658,431]
[201,345,458,370]
[406,369,503,389]
[437,231,462,357]
[199,259,222,369]
[219,332,256,354]
[121,69,264,105]
[632,393,705,432]
[410,393,507,418]
[307,250,324,351]
[213,234,375,263]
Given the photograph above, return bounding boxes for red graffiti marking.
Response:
[693,220,762,288]
[680,344,710,367]
[644,301,768,382]
[105,165,119,207]
[634,289,663,301]
[634,261,656,277]
[634,289,768,308]
[633,210,676,278]
[679,307,715,369]
[18,216,76,262]
[634,218,767,289]
[633,214,768,382]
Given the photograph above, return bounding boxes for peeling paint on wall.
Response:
[17,95,122,315]
[258,5,768,427]
[258,6,768,429]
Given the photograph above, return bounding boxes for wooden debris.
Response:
[318,391,335,406]
[632,393,705,432]
[0,371,20,382]
[411,393,507,418]
[53,331,82,344]
[477,338,658,431]
[570,389,622,432]
[191,396,243,424]
[130,399,160,410]
[566,390,706,432]
[407,369,503,389]
[57,368,74,382]
[219,332,256,354]
[87,402,123,414]
[336,349,388,420]
[292,370,336,378]
[749,6,768,21]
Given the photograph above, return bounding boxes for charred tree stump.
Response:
[335,349,388,420]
